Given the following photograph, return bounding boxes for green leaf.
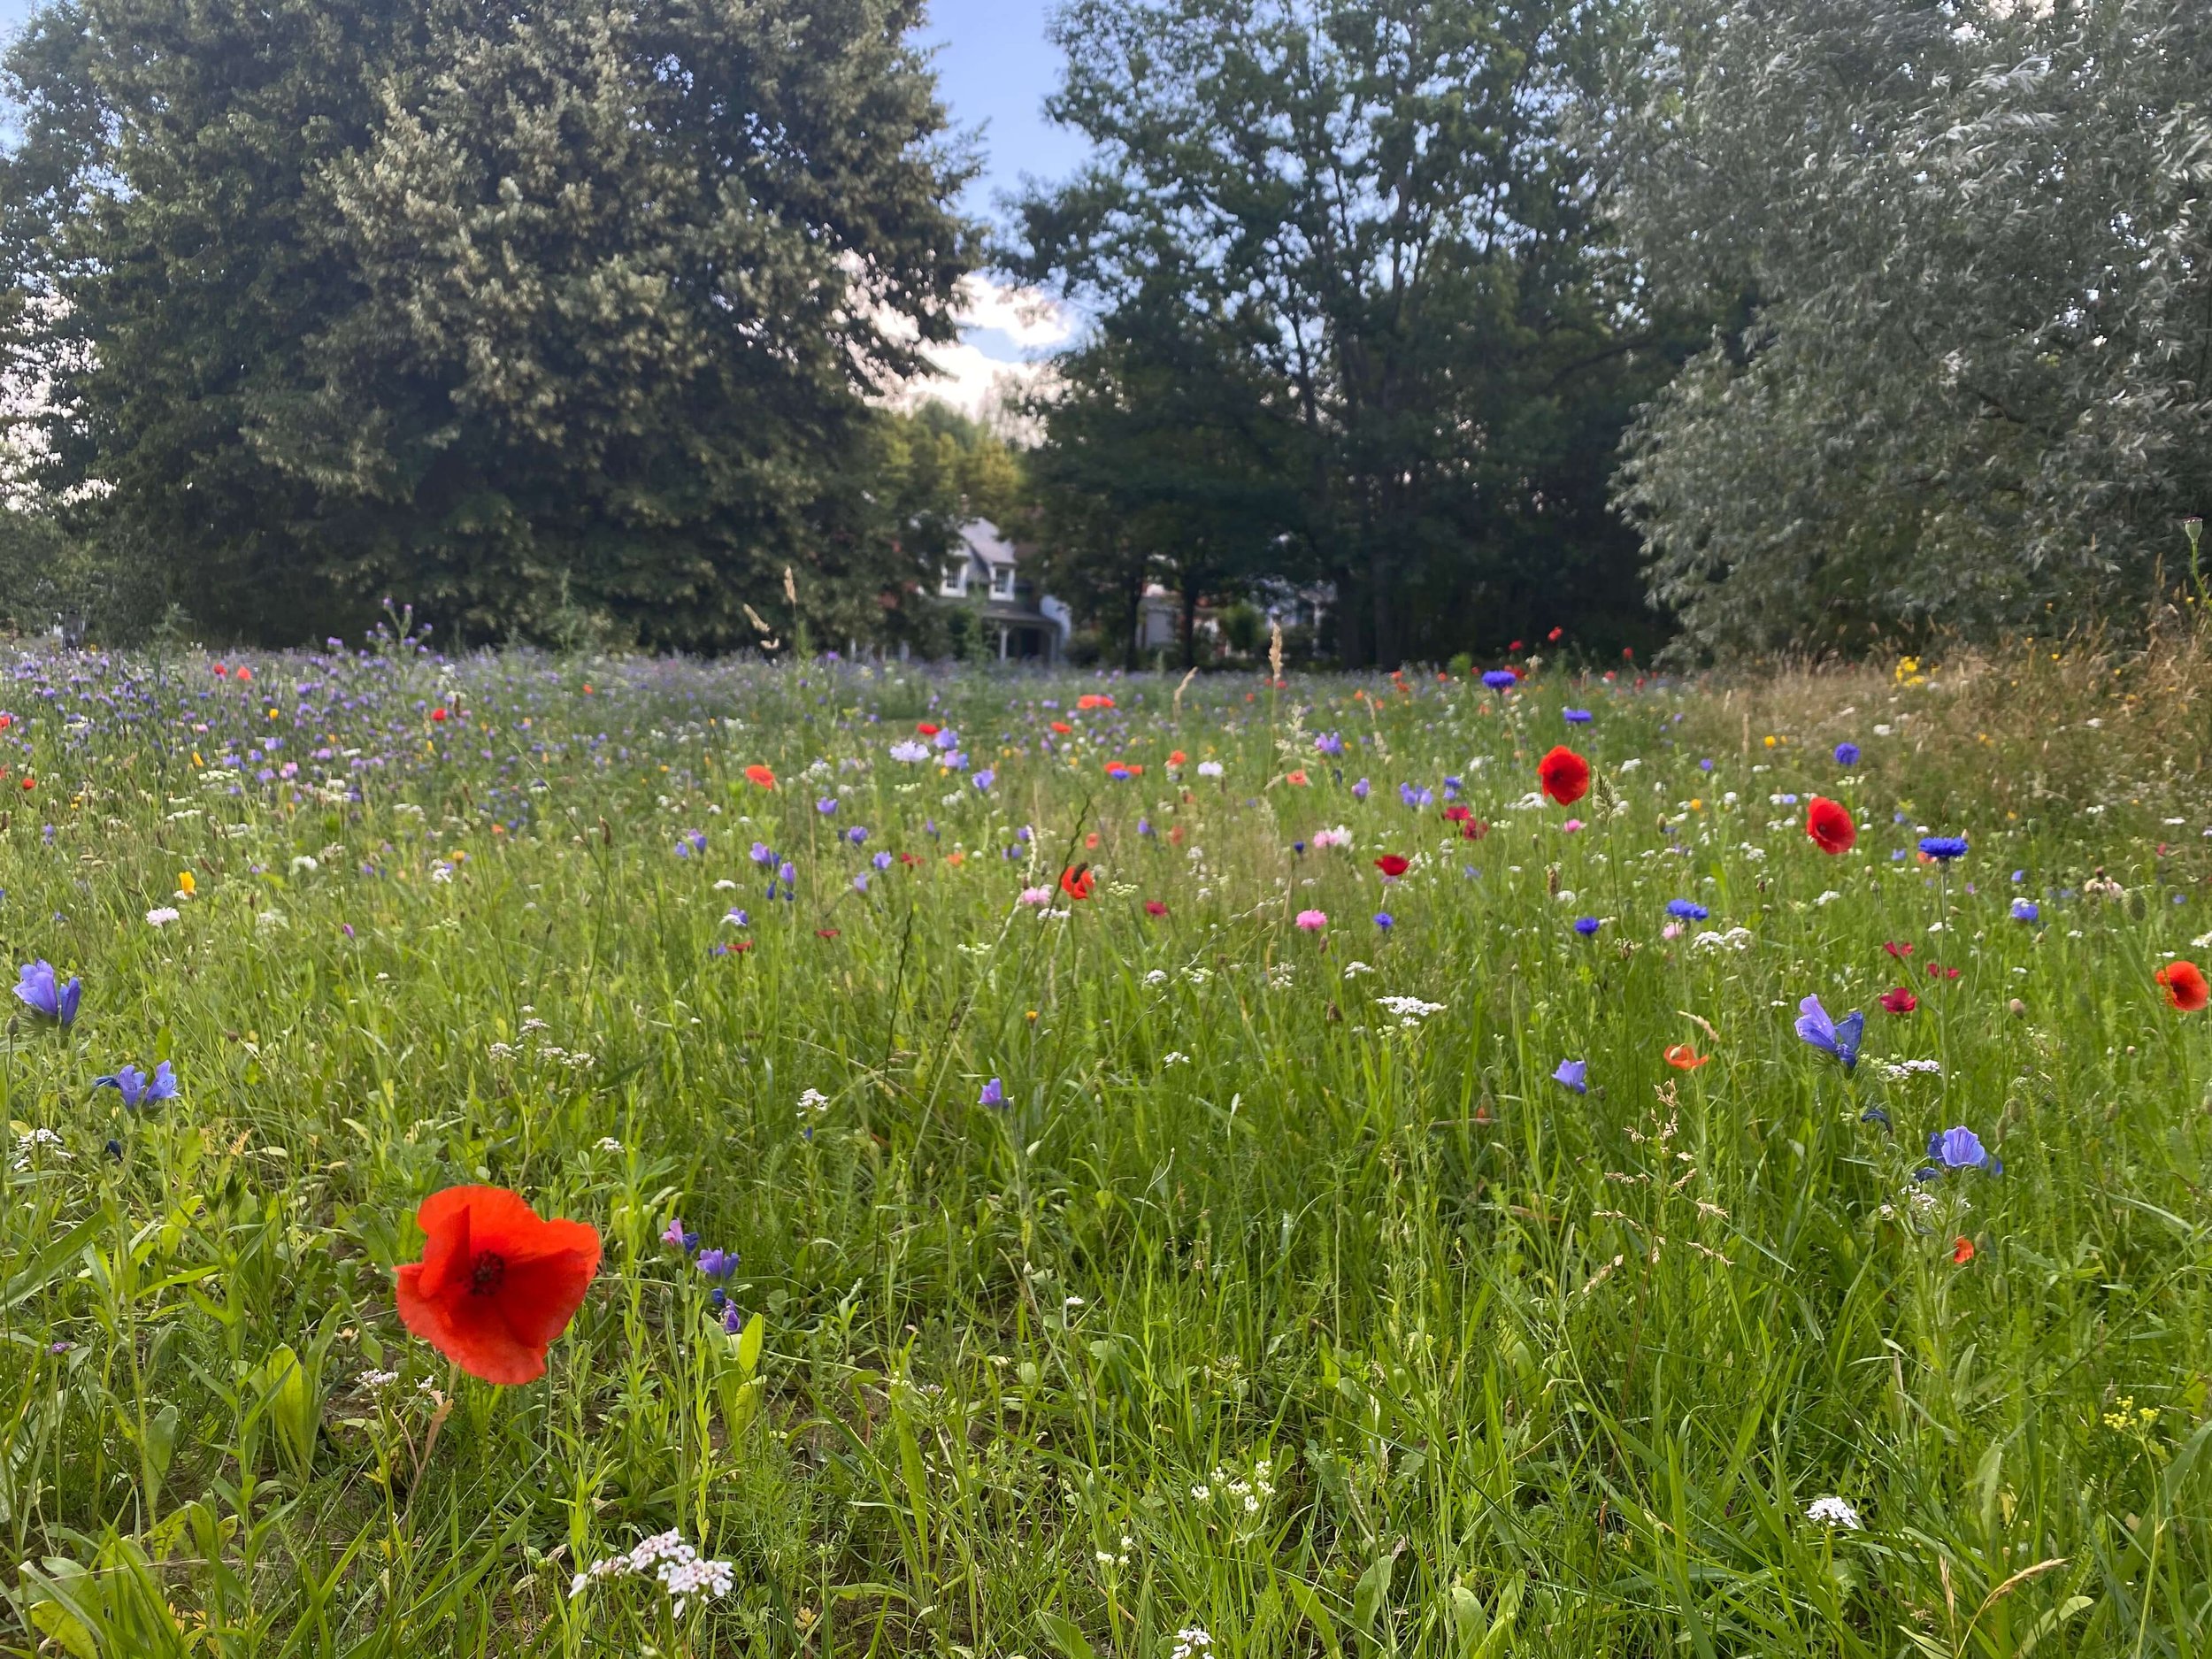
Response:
[1038,1610,1096,1659]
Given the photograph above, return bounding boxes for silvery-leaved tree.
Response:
[1610,0,2212,660]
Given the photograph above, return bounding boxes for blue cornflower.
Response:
[1665,899,1709,920]
[1699,758,1715,772]
[1315,732,1344,757]
[724,907,749,926]
[1919,836,1968,861]
[696,1248,739,1279]
[94,1062,177,1110]
[1292,840,1306,855]
[872,851,892,871]
[1552,1059,1587,1094]
[846,826,869,846]
[1374,911,1394,931]
[973,768,995,791]
[933,728,959,750]
[816,796,838,815]
[1794,995,1864,1070]
[1573,916,1601,936]
[1563,709,1593,725]
[1352,778,1371,801]
[1833,741,1860,766]
[13,961,80,1025]
[979,1077,1004,1109]
[1926,1125,2001,1175]
[1481,670,1517,691]
[2011,898,2039,923]
[1859,1105,1892,1129]
[673,829,706,857]
[852,873,870,893]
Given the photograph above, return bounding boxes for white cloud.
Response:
[885,275,1077,425]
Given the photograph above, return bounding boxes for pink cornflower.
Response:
[1294,910,1327,932]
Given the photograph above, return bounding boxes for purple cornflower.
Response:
[973,767,995,790]
[13,961,80,1025]
[1563,709,1593,725]
[979,1077,1004,1109]
[1315,732,1344,757]
[749,841,774,866]
[2011,898,2039,923]
[872,851,892,871]
[816,796,838,816]
[846,826,869,846]
[673,830,707,857]
[1351,778,1371,801]
[93,1062,176,1110]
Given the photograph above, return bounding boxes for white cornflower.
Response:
[1806,1495,1862,1529]
[1195,760,1224,778]
[145,906,181,927]
[888,740,931,763]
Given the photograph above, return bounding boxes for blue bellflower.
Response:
[1795,995,1864,1070]
[13,961,80,1025]
[94,1062,177,1110]
[1927,1125,2001,1175]
[1553,1058,1587,1094]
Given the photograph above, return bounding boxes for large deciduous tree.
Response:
[0,0,976,646]
[1010,0,1679,668]
[1612,0,2212,659]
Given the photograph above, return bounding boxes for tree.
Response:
[1010,0,1681,667]
[1611,0,2212,658]
[0,0,977,647]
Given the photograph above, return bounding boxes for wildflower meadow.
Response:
[2,618,2208,1656]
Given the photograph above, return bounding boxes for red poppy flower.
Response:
[1461,819,1490,841]
[1878,987,1918,1014]
[917,722,941,736]
[1144,900,1168,917]
[1883,941,1914,959]
[1924,963,1960,980]
[1663,1043,1709,1071]
[1805,796,1855,855]
[1509,640,1524,653]
[1442,804,1472,823]
[1169,750,1187,766]
[1077,694,1116,710]
[396,1187,600,1385]
[1060,864,1094,901]
[1952,1236,1976,1265]
[1374,855,1410,879]
[235,667,251,683]
[1536,745,1590,806]
[743,764,776,789]
[817,928,841,939]
[2156,959,2209,1010]
[1285,769,1308,786]
[211,663,227,677]
[431,707,448,723]
[1050,721,1072,735]
[1547,626,1563,642]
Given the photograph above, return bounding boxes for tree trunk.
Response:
[1180,575,1202,671]
[1122,563,1143,672]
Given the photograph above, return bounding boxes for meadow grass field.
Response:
[1,617,2209,1657]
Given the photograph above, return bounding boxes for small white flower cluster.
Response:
[1374,995,1446,1023]
[1192,1457,1275,1517]
[146,907,181,927]
[1163,1051,1191,1066]
[1877,1058,1943,1080]
[1691,927,1755,952]
[1805,1494,1862,1529]
[1171,1625,1213,1659]
[357,1369,401,1391]
[1266,964,1295,990]
[570,1529,735,1617]
[1094,1531,1134,1570]
[1814,889,1843,906]
[1195,760,1225,778]
[1310,825,1353,849]
[887,739,931,763]
[1341,959,1375,978]
[12,1127,69,1171]
[796,1087,831,1118]
[595,1136,625,1153]
[1145,969,1171,985]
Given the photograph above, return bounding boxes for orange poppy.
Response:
[1060,864,1094,901]
[1286,769,1309,786]
[1051,721,1072,734]
[1169,750,1187,766]
[1952,1236,1976,1264]
[1663,1043,1709,1070]
[2157,960,2209,1010]
[396,1187,600,1385]
[743,764,776,789]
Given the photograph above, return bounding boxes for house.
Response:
[938,519,1071,663]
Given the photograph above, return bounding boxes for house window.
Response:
[991,565,1014,599]
[939,561,966,597]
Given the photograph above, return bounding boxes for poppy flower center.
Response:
[469,1252,508,1295]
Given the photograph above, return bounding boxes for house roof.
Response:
[960,518,1019,567]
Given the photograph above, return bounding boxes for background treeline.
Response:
[0,0,2205,662]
